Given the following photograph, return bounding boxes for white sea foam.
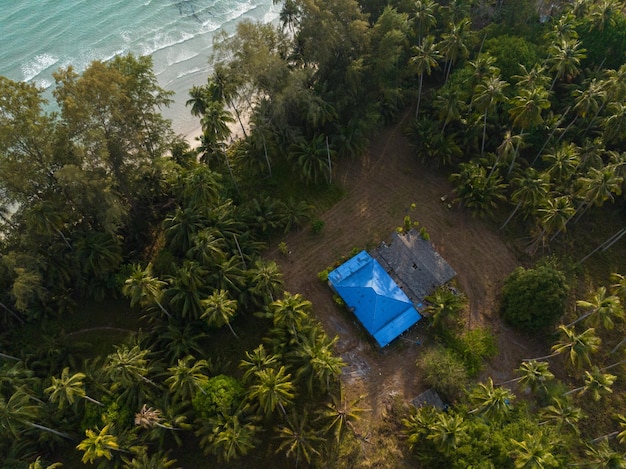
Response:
[176,66,204,79]
[21,53,59,82]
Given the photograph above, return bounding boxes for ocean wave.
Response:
[139,30,196,57]
[21,53,59,82]
[35,79,52,90]
[176,66,204,79]
[169,49,200,66]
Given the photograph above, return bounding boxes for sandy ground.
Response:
[266,111,548,425]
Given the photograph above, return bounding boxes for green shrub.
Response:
[311,218,325,234]
[418,347,468,402]
[192,374,244,420]
[500,264,569,331]
[318,268,331,282]
[457,328,497,376]
[484,35,541,83]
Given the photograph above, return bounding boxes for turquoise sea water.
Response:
[0,0,278,135]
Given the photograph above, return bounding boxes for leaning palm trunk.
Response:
[29,422,72,440]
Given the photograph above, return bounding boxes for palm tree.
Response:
[249,259,283,304]
[508,86,550,132]
[539,396,584,434]
[186,85,209,118]
[413,0,437,45]
[568,286,624,330]
[165,355,210,402]
[45,367,103,409]
[275,412,322,467]
[423,286,466,329]
[402,405,437,451]
[239,345,279,384]
[201,289,239,338]
[200,100,234,148]
[439,18,472,83]
[589,0,621,31]
[76,425,121,464]
[473,74,509,159]
[269,292,312,336]
[501,168,550,230]
[574,166,623,222]
[550,325,601,371]
[208,68,247,138]
[547,38,586,91]
[187,229,226,267]
[203,412,258,462]
[469,378,515,421]
[531,195,575,250]
[584,441,626,469]
[248,366,295,418]
[564,366,616,401]
[164,206,207,256]
[433,85,464,133]
[289,134,331,185]
[543,142,580,190]
[317,386,367,444]
[409,35,442,119]
[167,274,206,323]
[123,263,170,318]
[104,345,158,391]
[451,161,507,218]
[0,387,70,440]
[427,412,467,457]
[509,431,560,469]
[291,326,345,395]
[498,360,554,394]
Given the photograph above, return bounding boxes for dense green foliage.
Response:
[2,0,626,466]
[501,264,569,330]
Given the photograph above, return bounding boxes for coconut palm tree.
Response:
[539,396,584,434]
[550,325,601,371]
[473,74,509,159]
[167,261,208,321]
[269,292,312,336]
[427,412,467,457]
[499,360,554,394]
[164,206,207,256]
[201,289,239,338]
[291,326,345,395]
[76,424,121,464]
[509,431,560,469]
[123,263,170,318]
[469,378,515,421]
[433,85,465,133]
[451,161,507,218]
[501,168,550,230]
[275,411,322,467]
[248,366,295,418]
[402,405,437,451]
[543,142,580,190]
[531,195,575,250]
[187,229,226,267]
[45,367,103,410]
[0,387,70,440]
[317,386,367,444]
[239,345,279,384]
[575,166,623,222]
[409,35,442,119]
[423,286,466,329]
[249,259,283,304]
[289,134,330,185]
[104,345,159,407]
[203,412,258,462]
[568,286,624,330]
[508,86,550,132]
[564,366,616,401]
[547,38,586,91]
[165,355,210,402]
[583,441,626,469]
[413,0,438,45]
[439,18,472,83]
[186,85,209,118]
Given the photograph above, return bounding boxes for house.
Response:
[328,229,456,347]
[327,250,421,348]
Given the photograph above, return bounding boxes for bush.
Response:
[484,35,541,83]
[500,264,569,331]
[418,347,468,402]
[456,328,497,376]
[192,374,244,420]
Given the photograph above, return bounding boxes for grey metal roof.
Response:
[411,388,446,410]
[370,229,456,308]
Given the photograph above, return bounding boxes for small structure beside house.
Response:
[411,388,446,410]
[327,229,456,347]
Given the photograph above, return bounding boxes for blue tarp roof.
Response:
[328,251,422,347]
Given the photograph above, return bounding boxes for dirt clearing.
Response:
[268,112,545,424]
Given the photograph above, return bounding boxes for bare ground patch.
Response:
[267,112,547,432]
